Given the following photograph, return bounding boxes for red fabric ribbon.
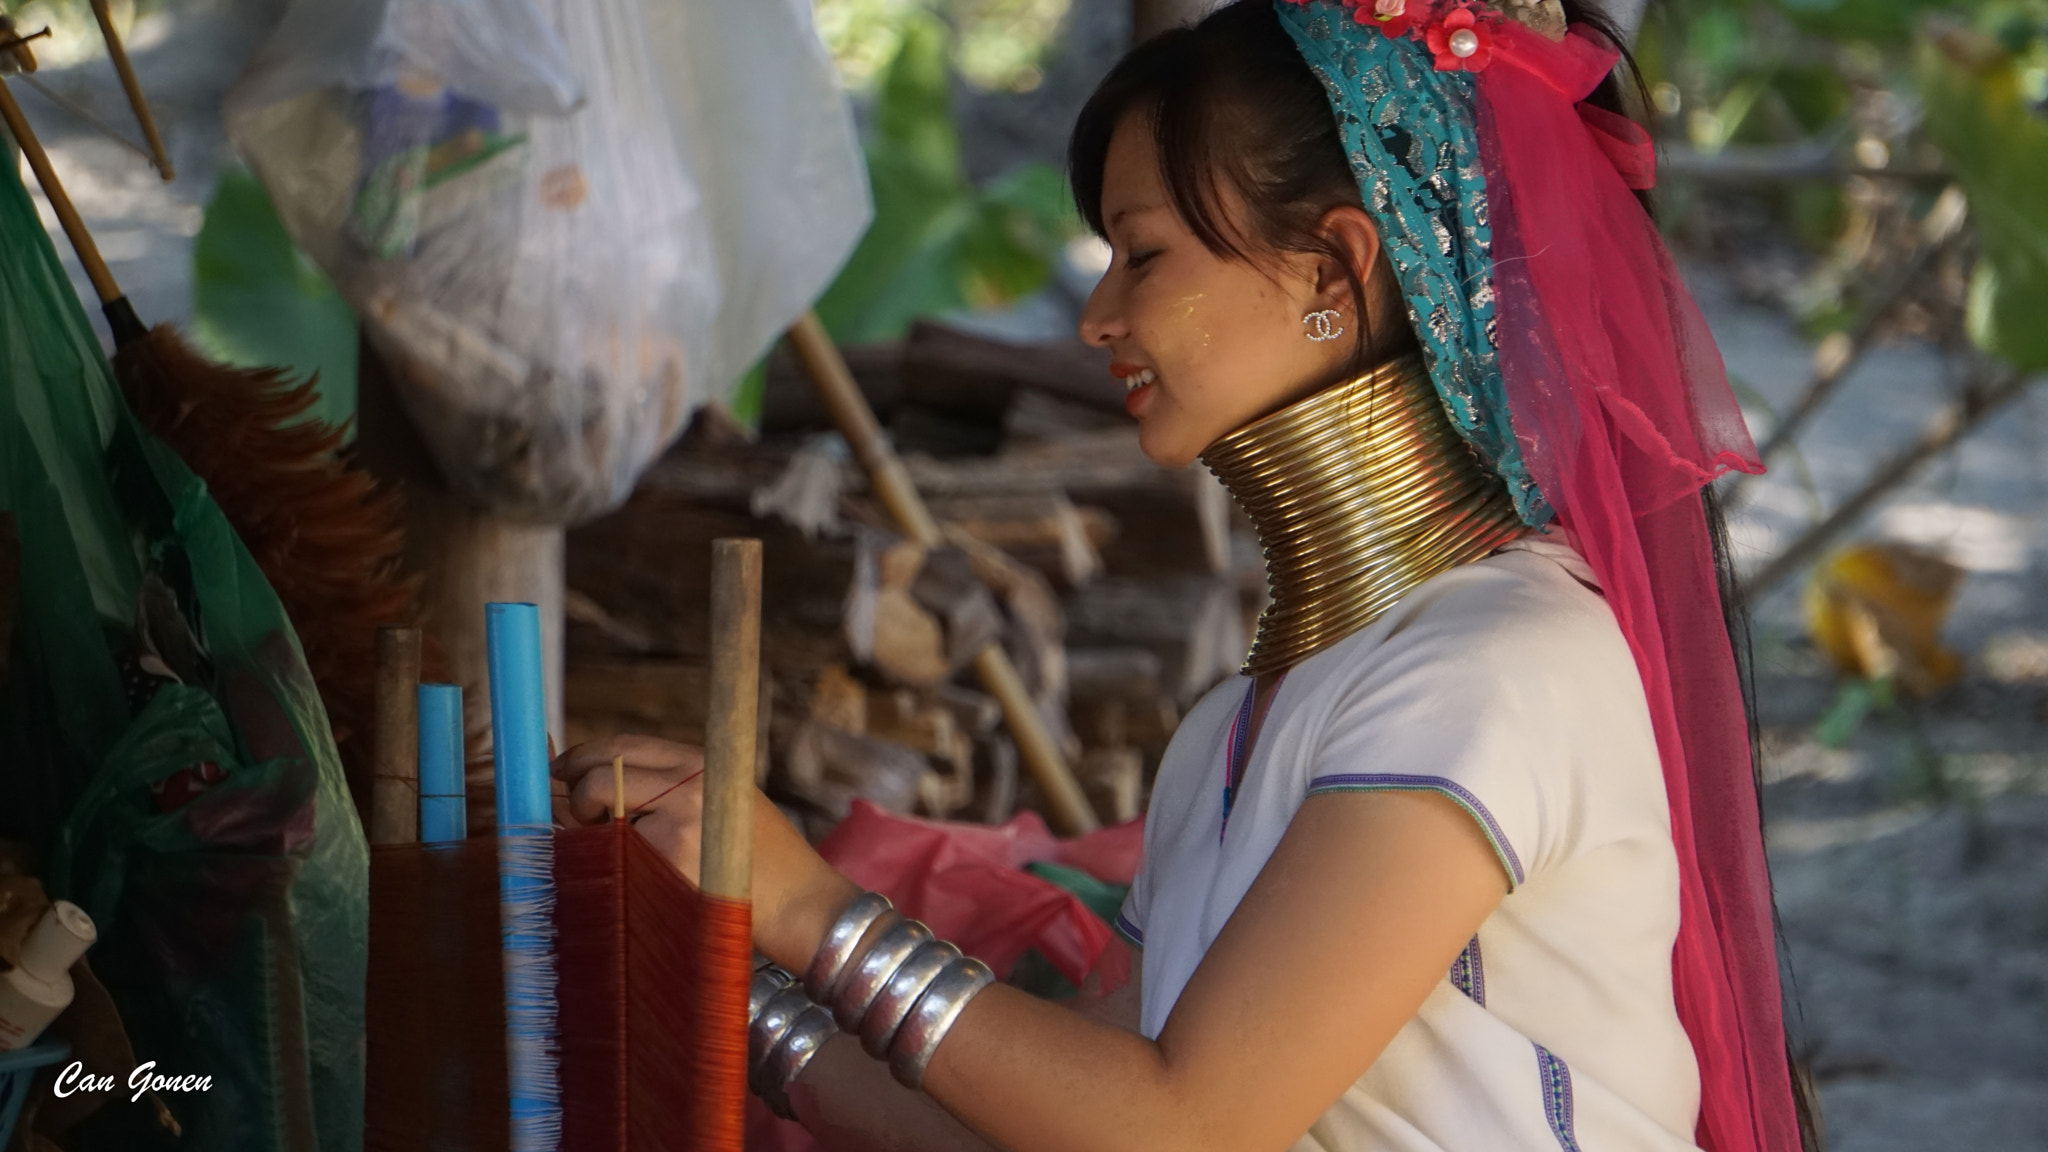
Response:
[1475,20,1797,1152]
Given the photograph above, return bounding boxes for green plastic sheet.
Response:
[0,153,365,1151]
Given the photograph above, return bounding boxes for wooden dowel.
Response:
[786,313,1101,834]
[0,72,122,303]
[702,539,762,901]
[371,626,423,845]
[87,0,173,180]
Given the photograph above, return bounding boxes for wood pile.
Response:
[563,321,1265,837]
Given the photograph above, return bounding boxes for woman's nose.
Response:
[1078,278,1125,348]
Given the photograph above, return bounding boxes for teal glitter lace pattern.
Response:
[1274,2,1551,526]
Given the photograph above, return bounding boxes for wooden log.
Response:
[788,313,1098,832]
[931,493,1113,587]
[899,320,1124,416]
[807,665,868,735]
[561,658,771,783]
[370,626,422,846]
[1076,747,1144,825]
[972,736,1020,826]
[777,719,930,820]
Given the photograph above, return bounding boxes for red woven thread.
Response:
[694,894,753,1152]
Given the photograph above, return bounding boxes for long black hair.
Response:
[1068,5,1820,1148]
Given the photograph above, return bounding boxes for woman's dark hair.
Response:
[1069,6,1822,1148]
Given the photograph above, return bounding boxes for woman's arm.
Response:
[783,952,1145,1152]
[558,739,1505,1152]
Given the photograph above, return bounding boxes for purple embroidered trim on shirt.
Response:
[1305,773,1525,885]
[1220,680,1259,840]
[1113,911,1145,947]
[1534,1044,1582,1152]
[1449,935,1486,1006]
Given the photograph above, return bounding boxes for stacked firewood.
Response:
[563,322,1263,836]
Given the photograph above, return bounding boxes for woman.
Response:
[555,2,1815,1150]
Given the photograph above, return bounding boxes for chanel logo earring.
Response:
[1303,309,1344,342]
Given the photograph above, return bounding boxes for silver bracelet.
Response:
[887,956,996,1090]
[831,916,934,1032]
[751,958,799,1018]
[804,892,893,1001]
[757,1002,837,1119]
[749,985,815,1097]
[859,939,960,1058]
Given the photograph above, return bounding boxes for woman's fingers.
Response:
[552,734,704,783]
[565,762,704,826]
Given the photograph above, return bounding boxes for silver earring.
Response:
[1303,309,1344,342]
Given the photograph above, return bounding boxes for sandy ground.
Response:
[8,2,2045,1148]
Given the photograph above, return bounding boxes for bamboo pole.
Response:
[702,538,762,901]
[785,313,1100,835]
[371,626,423,845]
[0,72,124,304]
[86,0,173,180]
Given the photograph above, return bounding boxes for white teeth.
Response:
[1126,368,1157,393]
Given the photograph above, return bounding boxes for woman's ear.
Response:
[1313,206,1384,310]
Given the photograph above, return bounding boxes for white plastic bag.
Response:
[225,0,870,524]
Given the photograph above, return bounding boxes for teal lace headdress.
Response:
[1272,0,1548,523]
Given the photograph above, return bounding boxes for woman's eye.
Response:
[1125,248,1161,270]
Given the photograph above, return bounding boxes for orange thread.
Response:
[693,894,752,1152]
[629,768,705,818]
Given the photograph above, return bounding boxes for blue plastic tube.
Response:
[485,602,560,1151]
[416,683,467,844]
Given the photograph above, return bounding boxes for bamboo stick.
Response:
[86,0,173,180]
[0,72,123,303]
[786,313,1101,834]
[702,538,762,901]
[371,626,423,845]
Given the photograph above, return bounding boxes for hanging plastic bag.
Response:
[0,158,365,1151]
[224,0,870,524]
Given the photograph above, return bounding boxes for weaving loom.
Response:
[366,543,761,1151]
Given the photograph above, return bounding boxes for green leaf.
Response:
[816,14,974,342]
[813,17,1075,344]
[189,167,358,432]
[1813,677,1880,747]
[1919,27,2048,370]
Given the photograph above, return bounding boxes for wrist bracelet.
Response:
[831,916,934,1032]
[888,956,996,1090]
[751,959,799,1019]
[858,939,960,1058]
[804,892,893,1002]
[749,985,815,1096]
[757,1003,837,1120]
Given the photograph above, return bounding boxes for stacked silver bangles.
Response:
[746,892,995,1115]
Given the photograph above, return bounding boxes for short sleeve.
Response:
[1301,562,1639,889]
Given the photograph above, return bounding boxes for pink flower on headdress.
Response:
[1425,6,1494,71]
[1355,0,1419,37]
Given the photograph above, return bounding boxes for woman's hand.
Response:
[550,734,860,968]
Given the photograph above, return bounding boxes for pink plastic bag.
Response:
[748,804,1143,1148]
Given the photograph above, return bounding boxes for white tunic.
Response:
[1117,539,1702,1152]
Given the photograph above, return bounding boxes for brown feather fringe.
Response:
[115,324,433,820]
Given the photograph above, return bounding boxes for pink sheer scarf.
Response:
[1476,22,1799,1152]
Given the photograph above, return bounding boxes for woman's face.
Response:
[1079,111,1381,468]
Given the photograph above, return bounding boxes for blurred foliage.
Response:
[190,168,358,433]
[1646,0,2048,368]
[1918,21,2048,370]
[814,12,1081,344]
[816,0,1074,92]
